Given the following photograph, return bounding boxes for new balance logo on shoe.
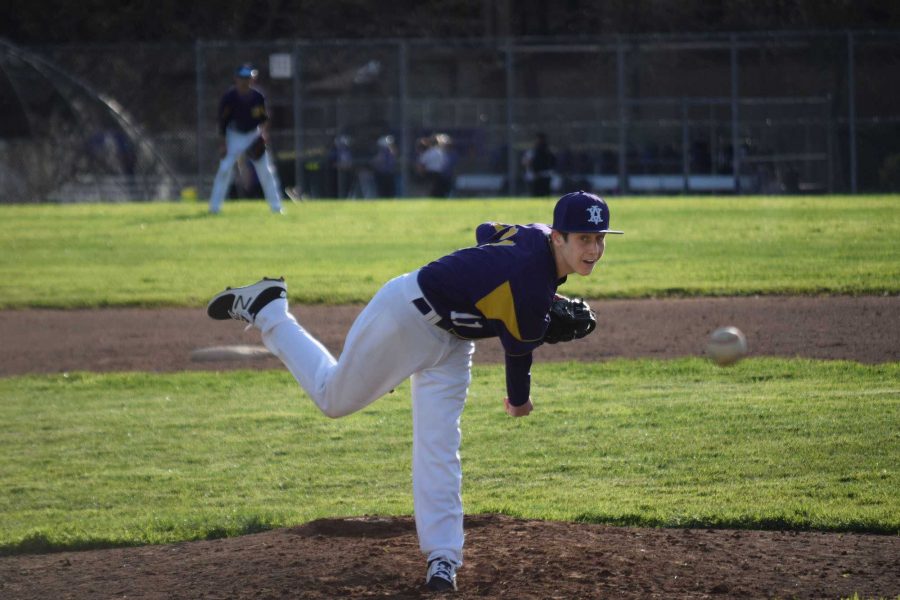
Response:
[231,295,255,317]
[207,277,287,324]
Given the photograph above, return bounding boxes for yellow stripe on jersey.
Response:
[475,280,522,340]
[484,225,517,247]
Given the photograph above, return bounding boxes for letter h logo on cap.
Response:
[552,191,624,235]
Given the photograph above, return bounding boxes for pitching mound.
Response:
[1,514,897,599]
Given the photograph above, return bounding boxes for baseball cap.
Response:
[235,63,258,78]
[552,191,624,234]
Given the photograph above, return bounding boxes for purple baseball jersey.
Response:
[417,222,566,405]
[218,87,268,135]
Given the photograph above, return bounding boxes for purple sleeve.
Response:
[475,222,514,245]
[475,222,498,244]
[505,352,533,406]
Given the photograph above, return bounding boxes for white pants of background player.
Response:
[254,270,474,568]
[209,125,283,214]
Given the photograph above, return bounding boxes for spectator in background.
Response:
[417,134,453,198]
[327,135,355,198]
[371,135,398,198]
[522,132,557,196]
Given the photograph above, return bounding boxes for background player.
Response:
[208,63,284,215]
[206,191,623,591]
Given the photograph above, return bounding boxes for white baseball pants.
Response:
[209,126,283,214]
[255,271,475,567]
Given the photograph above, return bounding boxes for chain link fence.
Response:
[3,31,899,202]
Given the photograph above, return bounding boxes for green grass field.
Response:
[0,196,898,555]
[0,195,897,308]
[1,359,897,554]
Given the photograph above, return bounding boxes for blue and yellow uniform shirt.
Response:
[218,87,269,135]
[417,222,565,405]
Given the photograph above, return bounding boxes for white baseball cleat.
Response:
[284,186,305,202]
[207,277,287,324]
[425,557,457,592]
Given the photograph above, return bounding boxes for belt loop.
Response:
[412,296,444,327]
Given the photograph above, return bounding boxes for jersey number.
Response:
[450,311,483,328]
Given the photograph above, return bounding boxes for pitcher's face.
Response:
[552,231,606,277]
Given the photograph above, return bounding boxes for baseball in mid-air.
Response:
[706,326,748,366]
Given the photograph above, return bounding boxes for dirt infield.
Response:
[1,296,898,599]
[1,295,898,376]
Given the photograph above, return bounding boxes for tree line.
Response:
[3,0,898,45]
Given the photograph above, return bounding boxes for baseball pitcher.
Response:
[207,191,623,591]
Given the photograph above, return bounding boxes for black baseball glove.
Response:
[543,295,597,344]
[246,136,267,160]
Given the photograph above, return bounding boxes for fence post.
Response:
[826,94,835,194]
[730,34,741,194]
[292,42,303,196]
[616,38,627,194]
[505,38,516,196]
[398,41,410,198]
[195,40,205,196]
[681,97,689,194]
[847,31,858,194]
